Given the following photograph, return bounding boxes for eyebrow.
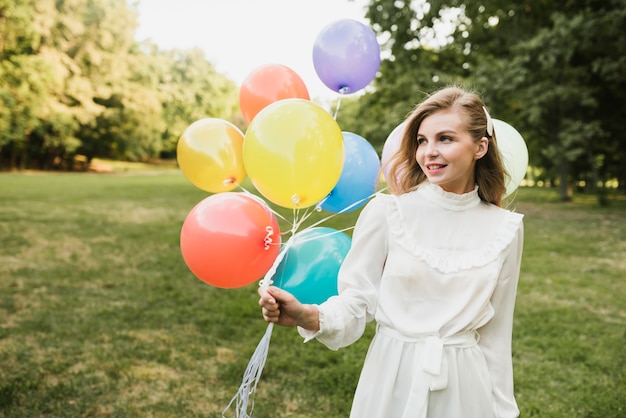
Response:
[417,129,458,137]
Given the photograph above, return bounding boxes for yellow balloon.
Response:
[177,118,247,193]
[243,99,344,208]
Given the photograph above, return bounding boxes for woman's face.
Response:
[415,109,488,194]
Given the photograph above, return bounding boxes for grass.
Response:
[0,171,625,417]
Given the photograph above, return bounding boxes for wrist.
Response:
[298,304,320,332]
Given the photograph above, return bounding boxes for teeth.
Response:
[429,165,444,169]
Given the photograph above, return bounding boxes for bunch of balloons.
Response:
[178,19,382,303]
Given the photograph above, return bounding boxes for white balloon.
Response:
[493,119,529,197]
[381,121,407,180]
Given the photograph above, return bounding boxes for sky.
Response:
[134,0,371,102]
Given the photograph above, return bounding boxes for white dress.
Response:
[299,182,524,418]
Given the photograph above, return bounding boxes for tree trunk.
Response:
[558,153,572,202]
[9,142,18,171]
[553,106,571,201]
[588,147,608,206]
[19,136,29,170]
[621,154,626,196]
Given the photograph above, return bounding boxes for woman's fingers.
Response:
[258,286,301,326]
[262,306,280,322]
[258,287,276,306]
[266,286,295,303]
[259,287,280,323]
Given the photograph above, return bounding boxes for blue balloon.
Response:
[321,132,381,213]
[273,227,352,304]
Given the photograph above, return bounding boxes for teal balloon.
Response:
[273,227,351,304]
[321,132,381,213]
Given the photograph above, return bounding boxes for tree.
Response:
[150,48,240,158]
[358,0,626,201]
[0,0,241,170]
[472,1,626,201]
[0,0,53,169]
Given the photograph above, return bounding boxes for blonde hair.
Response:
[385,86,508,207]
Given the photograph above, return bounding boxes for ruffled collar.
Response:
[384,184,524,273]
[417,182,481,211]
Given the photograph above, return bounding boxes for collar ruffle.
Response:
[381,184,523,273]
[418,182,481,211]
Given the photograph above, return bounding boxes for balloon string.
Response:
[305,189,385,232]
[286,226,355,247]
[259,236,293,288]
[332,87,351,119]
[230,181,320,235]
[290,206,318,235]
[263,226,274,250]
[222,235,296,417]
[229,180,383,239]
[221,323,274,418]
[332,96,343,120]
[290,188,388,238]
[231,181,293,225]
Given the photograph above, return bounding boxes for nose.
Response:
[422,141,439,157]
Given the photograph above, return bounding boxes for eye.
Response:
[440,135,453,142]
[417,137,427,145]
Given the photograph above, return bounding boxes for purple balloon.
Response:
[313,19,381,94]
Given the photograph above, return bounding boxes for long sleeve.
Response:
[477,221,524,418]
[298,194,389,350]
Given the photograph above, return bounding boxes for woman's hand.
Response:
[258,286,320,331]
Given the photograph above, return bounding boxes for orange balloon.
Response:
[239,64,310,123]
[180,193,281,289]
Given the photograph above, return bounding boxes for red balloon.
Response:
[239,64,310,123]
[180,193,281,289]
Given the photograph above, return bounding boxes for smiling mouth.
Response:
[426,164,447,170]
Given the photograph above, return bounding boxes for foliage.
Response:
[0,172,625,417]
[353,0,626,200]
[0,0,239,170]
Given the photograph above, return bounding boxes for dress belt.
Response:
[376,326,479,418]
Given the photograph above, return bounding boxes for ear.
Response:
[475,136,489,160]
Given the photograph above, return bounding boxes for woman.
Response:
[259,86,524,418]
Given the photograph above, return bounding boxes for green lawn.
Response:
[0,171,624,417]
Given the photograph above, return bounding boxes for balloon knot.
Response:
[290,194,300,206]
[263,226,274,250]
[222,178,235,186]
[339,86,351,95]
[259,277,273,287]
